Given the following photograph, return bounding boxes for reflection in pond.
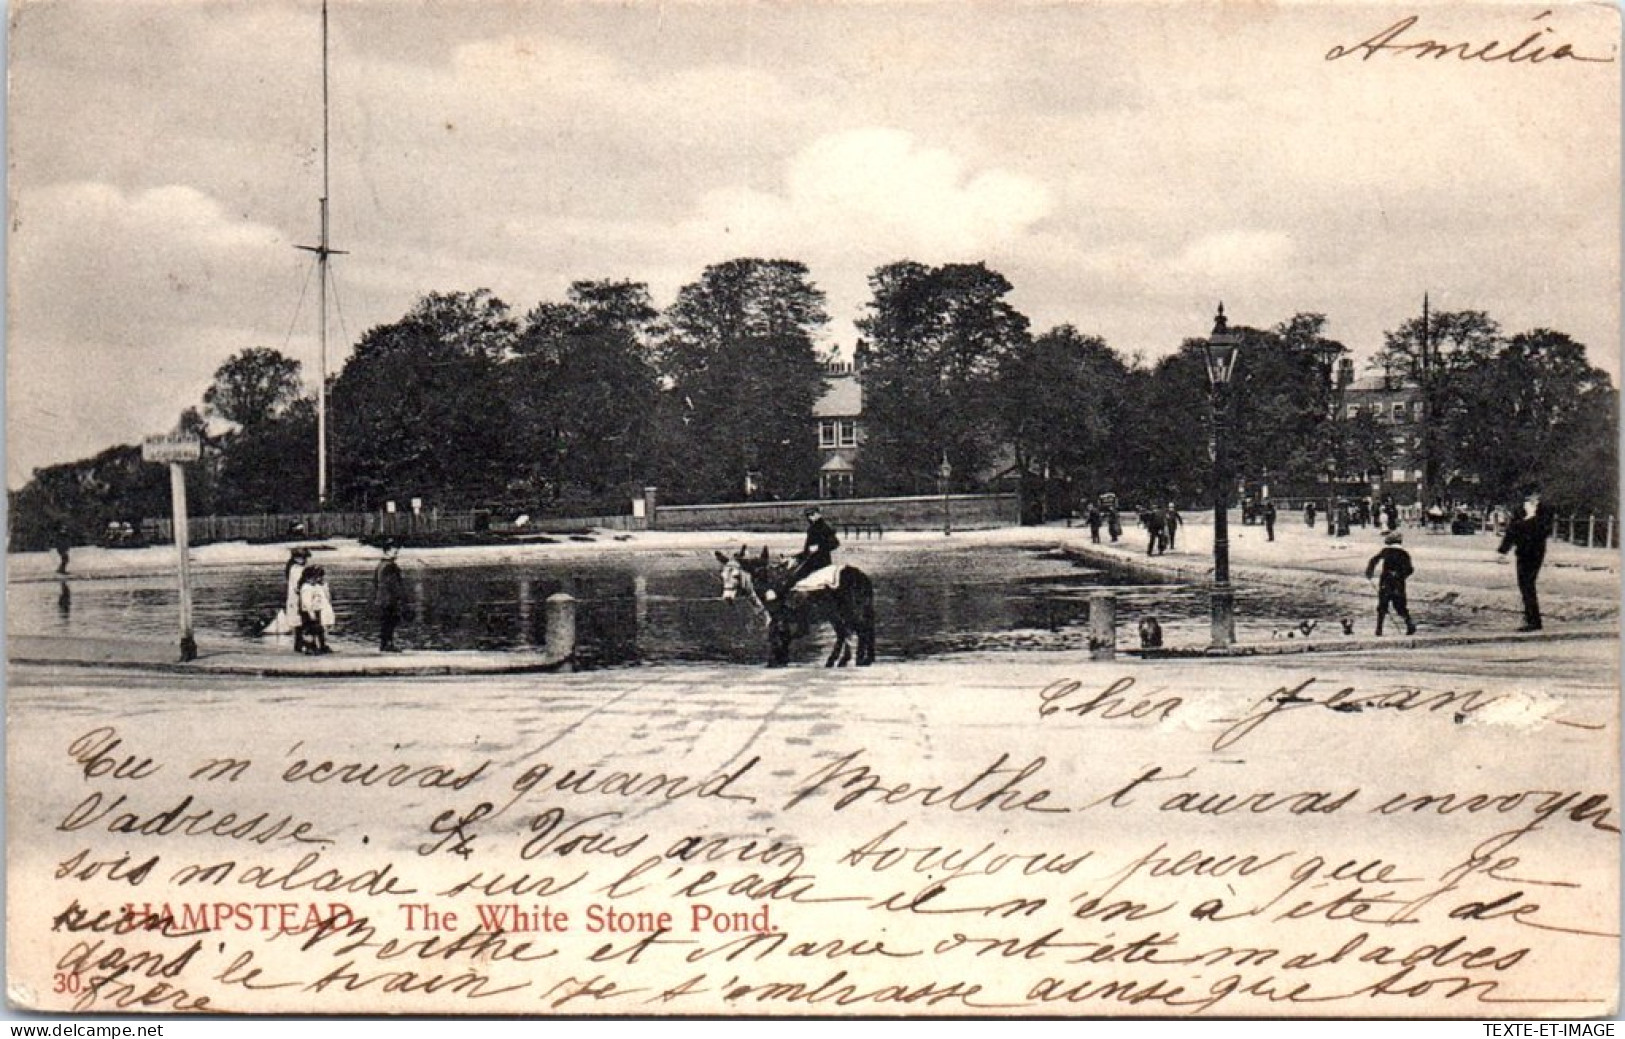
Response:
[8,543,1475,666]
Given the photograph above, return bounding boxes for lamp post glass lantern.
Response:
[1203,304,1243,650]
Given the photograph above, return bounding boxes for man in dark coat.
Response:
[1498,482,1555,631]
[54,524,72,574]
[1140,507,1166,556]
[374,541,406,652]
[790,507,840,589]
[1085,504,1102,543]
[1365,531,1416,636]
[1162,503,1183,551]
[1262,499,1277,542]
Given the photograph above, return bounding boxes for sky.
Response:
[6,0,1620,488]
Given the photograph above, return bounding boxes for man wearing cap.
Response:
[789,506,841,593]
[1497,481,1555,632]
[1365,531,1416,636]
[375,541,406,653]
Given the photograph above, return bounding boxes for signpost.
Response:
[142,434,201,661]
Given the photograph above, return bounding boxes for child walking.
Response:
[297,566,335,654]
[1365,531,1416,636]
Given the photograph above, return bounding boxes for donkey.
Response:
[716,547,876,667]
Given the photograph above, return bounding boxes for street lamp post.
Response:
[1203,304,1243,651]
[1313,340,1343,537]
[938,454,953,536]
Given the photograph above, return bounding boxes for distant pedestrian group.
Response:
[1139,503,1181,556]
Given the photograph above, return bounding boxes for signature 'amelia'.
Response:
[1327,9,1617,64]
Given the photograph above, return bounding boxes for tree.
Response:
[330,291,518,507]
[994,325,1129,519]
[1447,328,1617,508]
[856,261,1030,494]
[658,259,829,502]
[1231,321,1334,490]
[9,444,178,550]
[1112,345,1211,508]
[406,289,521,360]
[214,398,319,513]
[506,281,663,505]
[203,347,305,429]
[1377,308,1502,500]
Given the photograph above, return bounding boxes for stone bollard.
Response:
[545,593,577,671]
[1088,593,1116,661]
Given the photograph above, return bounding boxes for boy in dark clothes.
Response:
[1365,531,1416,636]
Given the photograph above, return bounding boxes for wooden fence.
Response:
[142,508,638,544]
[1553,514,1618,549]
[652,493,1020,532]
[140,491,1021,544]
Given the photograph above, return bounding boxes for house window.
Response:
[821,472,854,498]
[839,420,858,447]
[819,420,838,448]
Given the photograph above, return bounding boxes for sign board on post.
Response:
[143,434,200,661]
[141,434,201,464]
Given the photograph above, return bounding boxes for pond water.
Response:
[9,543,1467,666]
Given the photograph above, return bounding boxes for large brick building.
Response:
[1338,361,1426,504]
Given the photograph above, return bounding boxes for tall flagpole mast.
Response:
[1419,292,1431,509]
[297,0,345,508]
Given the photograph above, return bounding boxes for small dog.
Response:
[1138,616,1164,650]
[1340,617,1355,635]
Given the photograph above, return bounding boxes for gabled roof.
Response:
[1347,374,1418,393]
[814,373,862,418]
[819,452,856,472]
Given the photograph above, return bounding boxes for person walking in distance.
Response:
[1365,531,1416,636]
[1162,503,1183,551]
[375,540,406,652]
[54,524,72,575]
[1263,499,1277,542]
[1140,505,1166,556]
[1498,481,1555,632]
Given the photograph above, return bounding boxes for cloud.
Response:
[1168,230,1297,287]
[688,128,1053,261]
[8,181,304,483]
[12,180,294,356]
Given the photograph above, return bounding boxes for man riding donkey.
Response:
[716,507,876,667]
[787,506,842,598]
